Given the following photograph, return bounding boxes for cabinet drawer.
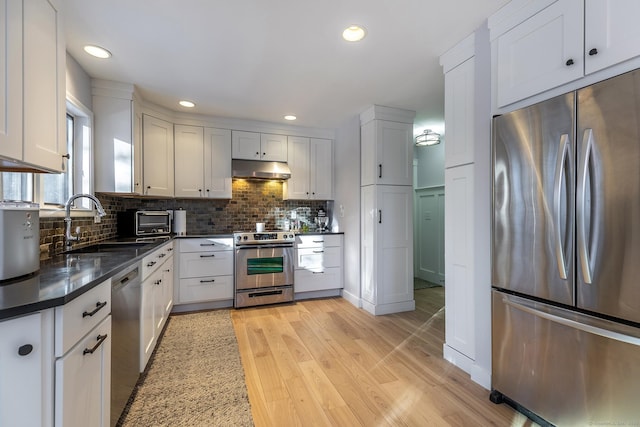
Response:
[294,267,342,292]
[179,275,234,303]
[55,315,111,427]
[179,237,233,253]
[141,242,173,279]
[296,246,342,269]
[296,234,342,248]
[54,279,111,358]
[179,250,233,278]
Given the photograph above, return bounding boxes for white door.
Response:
[310,138,333,200]
[174,125,204,198]
[376,120,413,186]
[285,136,310,199]
[0,0,22,161]
[415,187,445,285]
[204,127,232,198]
[260,133,287,161]
[231,130,260,160]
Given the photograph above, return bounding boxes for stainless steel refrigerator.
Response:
[491,68,640,426]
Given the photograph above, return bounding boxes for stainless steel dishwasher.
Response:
[111,262,142,426]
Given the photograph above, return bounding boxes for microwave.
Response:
[117,210,172,236]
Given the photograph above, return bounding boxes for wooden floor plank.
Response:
[231,287,524,427]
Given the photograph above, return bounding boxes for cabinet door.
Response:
[444,58,475,168]
[284,136,310,200]
[204,127,232,198]
[377,186,413,305]
[362,120,413,186]
[55,316,111,427]
[494,0,583,108]
[310,138,333,200]
[174,124,205,198]
[132,100,143,194]
[444,165,476,359]
[161,257,174,319]
[0,0,22,161]
[23,0,66,172]
[143,115,174,196]
[260,133,287,161]
[231,130,260,160]
[585,0,640,75]
[0,312,49,427]
[140,274,157,371]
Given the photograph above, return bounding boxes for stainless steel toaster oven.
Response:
[117,210,171,236]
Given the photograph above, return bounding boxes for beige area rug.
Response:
[118,310,254,427]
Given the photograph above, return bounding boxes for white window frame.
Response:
[37,94,96,218]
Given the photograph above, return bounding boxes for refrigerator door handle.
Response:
[502,295,640,347]
[577,128,594,284]
[553,134,570,280]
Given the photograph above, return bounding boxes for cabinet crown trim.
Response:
[360,105,416,126]
[488,0,557,40]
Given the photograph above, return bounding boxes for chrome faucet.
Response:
[64,194,107,249]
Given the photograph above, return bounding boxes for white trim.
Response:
[341,290,362,308]
[443,344,492,390]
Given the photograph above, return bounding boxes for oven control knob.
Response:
[243,236,248,241]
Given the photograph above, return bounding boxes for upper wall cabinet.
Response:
[443,55,475,168]
[0,0,66,172]
[93,80,143,194]
[283,137,333,200]
[491,0,640,109]
[143,114,174,197]
[174,125,232,199]
[360,106,415,187]
[231,131,287,162]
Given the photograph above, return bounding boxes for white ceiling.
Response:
[64,0,509,134]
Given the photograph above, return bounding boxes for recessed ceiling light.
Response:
[179,100,195,108]
[342,25,366,42]
[83,45,111,59]
[284,115,297,121]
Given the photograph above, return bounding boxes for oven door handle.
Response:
[236,244,293,249]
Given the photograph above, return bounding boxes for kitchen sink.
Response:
[64,241,154,254]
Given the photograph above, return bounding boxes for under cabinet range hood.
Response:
[232,159,291,179]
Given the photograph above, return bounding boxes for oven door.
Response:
[235,245,294,290]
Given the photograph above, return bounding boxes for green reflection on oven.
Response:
[247,257,284,275]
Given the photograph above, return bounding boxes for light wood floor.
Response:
[231,288,530,426]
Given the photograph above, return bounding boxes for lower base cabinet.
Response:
[55,316,111,427]
[294,234,343,296]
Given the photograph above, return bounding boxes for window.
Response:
[0,97,94,212]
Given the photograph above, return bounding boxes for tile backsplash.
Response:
[41,179,327,256]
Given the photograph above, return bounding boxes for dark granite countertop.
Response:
[0,238,171,321]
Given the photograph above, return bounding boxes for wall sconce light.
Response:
[415,129,441,146]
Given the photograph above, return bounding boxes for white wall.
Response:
[333,116,361,307]
[65,53,92,109]
[414,140,445,188]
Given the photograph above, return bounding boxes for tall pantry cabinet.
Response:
[439,29,492,389]
[360,105,415,315]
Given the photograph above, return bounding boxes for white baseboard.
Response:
[342,290,362,308]
[362,299,415,315]
[295,289,341,300]
[443,344,491,390]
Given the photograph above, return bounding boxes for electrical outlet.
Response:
[94,214,101,224]
[339,204,345,218]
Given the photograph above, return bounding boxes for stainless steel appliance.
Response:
[0,201,39,281]
[491,69,640,425]
[117,210,171,237]
[234,231,295,308]
[110,262,142,426]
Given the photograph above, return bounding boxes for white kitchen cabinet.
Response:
[284,137,333,200]
[0,0,66,172]
[584,0,640,75]
[360,185,414,315]
[140,242,174,371]
[443,55,475,168]
[360,106,415,186]
[175,237,234,305]
[142,114,174,196]
[294,234,343,294]
[54,279,112,427]
[174,125,232,198]
[0,310,54,427]
[491,0,640,109]
[92,80,144,194]
[55,316,111,427]
[231,130,287,161]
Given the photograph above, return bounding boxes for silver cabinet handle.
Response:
[577,129,593,284]
[553,134,570,280]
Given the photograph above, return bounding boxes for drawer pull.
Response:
[167,247,173,251]
[82,301,107,318]
[83,334,108,355]
[200,243,216,246]
[313,250,324,253]
[18,344,33,356]
[158,253,166,258]
[312,240,324,243]
[200,279,216,283]
[200,254,216,258]
[147,261,157,267]
[312,271,325,274]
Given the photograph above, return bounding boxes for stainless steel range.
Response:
[234,231,295,308]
